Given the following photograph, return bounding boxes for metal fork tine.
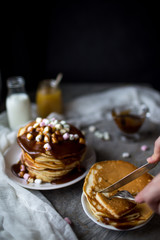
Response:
[109,190,135,202]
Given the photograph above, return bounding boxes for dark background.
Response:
[1,1,160,106]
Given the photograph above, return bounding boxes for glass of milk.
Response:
[6,76,32,130]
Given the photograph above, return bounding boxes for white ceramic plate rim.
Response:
[81,193,153,231]
[4,142,96,190]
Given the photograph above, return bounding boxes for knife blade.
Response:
[99,162,157,193]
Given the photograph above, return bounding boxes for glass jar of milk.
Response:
[6,76,32,130]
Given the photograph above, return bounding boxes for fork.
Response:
[109,190,135,202]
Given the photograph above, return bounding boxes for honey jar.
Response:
[36,79,63,118]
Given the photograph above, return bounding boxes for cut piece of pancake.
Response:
[83,160,153,229]
[16,117,86,183]
[96,192,136,219]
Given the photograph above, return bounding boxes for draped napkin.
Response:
[0,115,78,240]
[0,85,160,240]
[65,85,160,127]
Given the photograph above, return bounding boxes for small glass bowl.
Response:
[112,104,149,140]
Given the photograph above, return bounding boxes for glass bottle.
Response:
[36,79,63,118]
[6,76,32,129]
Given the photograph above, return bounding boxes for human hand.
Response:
[135,137,160,214]
[135,173,160,214]
[147,136,160,163]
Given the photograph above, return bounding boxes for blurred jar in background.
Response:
[6,76,32,130]
[36,79,63,118]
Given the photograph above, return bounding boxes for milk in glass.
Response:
[6,76,31,129]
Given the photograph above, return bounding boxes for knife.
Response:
[99,162,157,193]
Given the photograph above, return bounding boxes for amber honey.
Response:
[36,80,63,118]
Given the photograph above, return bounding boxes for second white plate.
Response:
[81,193,153,231]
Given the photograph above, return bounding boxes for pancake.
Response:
[16,117,86,183]
[83,160,153,229]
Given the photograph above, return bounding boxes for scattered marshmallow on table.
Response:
[103,131,110,140]
[94,131,103,139]
[122,152,130,158]
[88,125,96,132]
[94,130,110,141]
[64,217,72,225]
[141,145,148,151]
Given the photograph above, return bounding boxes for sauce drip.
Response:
[11,161,85,185]
[101,214,140,230]
[11,161,21,176]
[17,124,85,159]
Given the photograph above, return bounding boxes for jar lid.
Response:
[39,79,57,88]
[7,76,25,88]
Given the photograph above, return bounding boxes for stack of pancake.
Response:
[17,117,86,183]
[83,160,153,229]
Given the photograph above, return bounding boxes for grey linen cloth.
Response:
[64,85,160,127]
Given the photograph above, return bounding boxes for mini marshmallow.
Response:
[34,179,42,184]
[43,126,50,133]
[27,133,33,140]
[82,130,86,136]
[64,217,72,225]
[44,135,50,142]
[94,131,103,139]
[55,123,62,130]
[64,127,70,132]
[28,177,34,183]
[42,118,49,126]
[35,134,42,142]
[63,133,69,140]
[60,129,66,134]
[23,173,30,181]
[44,143,52,151]
[36,117,42,123]
[74,134,79,140]
[33,123,39,128]
[103,132,110,140]
[122,152,130,158]
[141,145,148,151]
[40,121,46,127]
[88,125,96,132]
[60,120,66,125]
[20,164,25,172]
[48,122,55,128]
[69,134,74,140]
[53,119,58,125]
[63,124,70,129]
[27,126,33,132]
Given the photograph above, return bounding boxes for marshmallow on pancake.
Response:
[17,117,86,183]
[83,160,153,229]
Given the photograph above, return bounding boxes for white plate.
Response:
[81,193,153,231]
[4,142,96,190]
